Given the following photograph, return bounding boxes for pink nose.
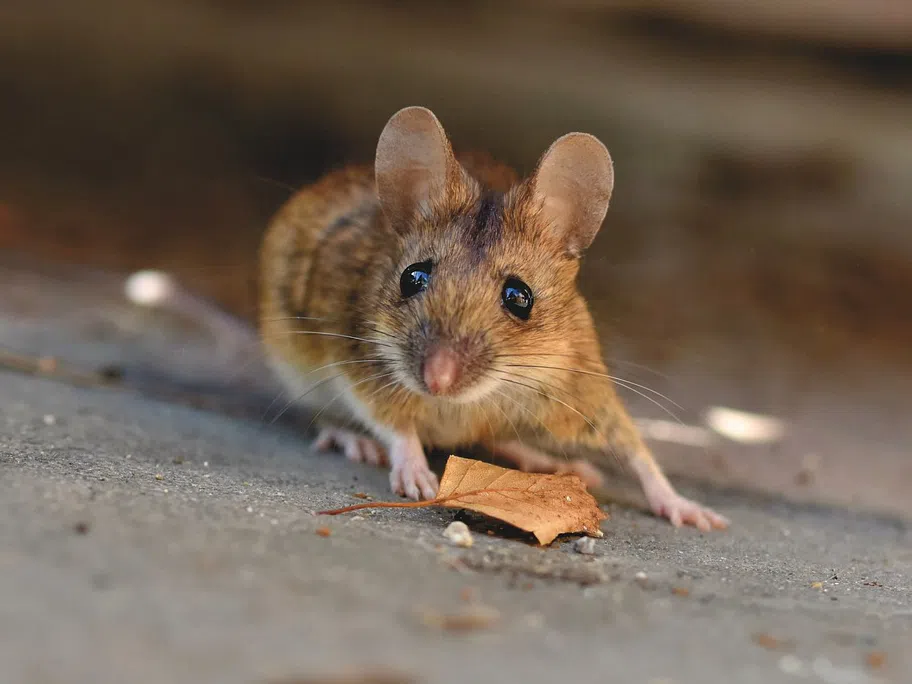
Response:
[422,345,461,395]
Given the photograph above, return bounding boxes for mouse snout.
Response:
[422,344,463,395]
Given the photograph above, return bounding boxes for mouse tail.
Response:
[123,269,261,364]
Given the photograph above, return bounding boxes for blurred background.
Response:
[1,1,911,517]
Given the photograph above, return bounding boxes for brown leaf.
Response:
[319,455,608,545]
[434,456,607,545]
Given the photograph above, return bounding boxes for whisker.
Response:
[479,401,498,447]
[253,174,297,194]
[267,371,349,426]
[497,352,669,379]
[489,388,569,462]
[488,389,526,447]
[497,365,684,428]
[262,316,399,341]
[281,330,396,349]
[304,371,398,434]
[363,376,402,403]
[261,315,334,323]
[500,363,684,412]
[490,371,608,444]
[260,358,384,424]
[602,378,685,425]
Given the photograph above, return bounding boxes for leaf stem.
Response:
[318,487,526,515]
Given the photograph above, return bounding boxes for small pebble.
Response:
[778,655,805,675]
[37,356,58,373]
[523,612,544,628]
[42,414,56,426]
[245,506,253,513]
[443,521,473,548]
[315,527,332,537]
[865,651,887,670]
[154,473,164,481]
[573,536,597,555]
[417,604,499,632]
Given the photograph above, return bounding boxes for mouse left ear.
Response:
[375,106,464,232]
[530,133,614,257]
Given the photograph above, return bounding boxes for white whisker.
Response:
[304,371,398,434]
[490,371,607,444]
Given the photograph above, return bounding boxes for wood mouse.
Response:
[259,106,728,531]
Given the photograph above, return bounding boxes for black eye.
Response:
[400,261,432,298]
[502,277,534,320]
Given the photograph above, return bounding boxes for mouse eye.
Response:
[400,261,433,298]
[502,277,533,321]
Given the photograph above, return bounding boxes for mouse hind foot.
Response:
[492,441,604,490]
[314,427,388,467]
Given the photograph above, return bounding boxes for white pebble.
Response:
[42,414,56,426]
[573,537,597,555]
[443,521,473,548]
[778,655,805,675]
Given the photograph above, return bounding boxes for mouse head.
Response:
[373,106,613,404]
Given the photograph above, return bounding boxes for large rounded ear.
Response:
[530,133,614,257]
[375,106,460,231]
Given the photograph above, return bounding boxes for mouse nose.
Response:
[422,344,462,395]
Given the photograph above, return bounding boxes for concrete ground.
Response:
[1,258,910,684]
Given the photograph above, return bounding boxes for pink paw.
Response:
[646,485,729,531]
[555,459,605,490]
[314,428,388,467]
[390,459,439,501]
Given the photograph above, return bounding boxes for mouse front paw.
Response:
[388,433,439,501]
[390,460,439,501]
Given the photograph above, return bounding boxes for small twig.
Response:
[318,487,526,515]
[0,348,119,389]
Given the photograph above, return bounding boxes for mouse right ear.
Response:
[375,106,462,231]
[531,132,614,258]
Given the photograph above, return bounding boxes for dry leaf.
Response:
[433,456,607,545]
[319,455,607,545]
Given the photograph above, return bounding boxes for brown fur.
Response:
[256,107,728,530]
[259,152,649,466]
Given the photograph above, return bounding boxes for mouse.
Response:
[258,106,728,531]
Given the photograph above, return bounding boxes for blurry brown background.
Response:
[1,0,911,516]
